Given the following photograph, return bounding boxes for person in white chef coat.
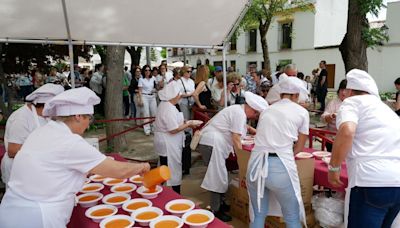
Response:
[197,91,268,222]
[153,82,201,194]
[328,69,400,228]
[247,77,310,228]
[0,87,150,228]
[1,83,64,185]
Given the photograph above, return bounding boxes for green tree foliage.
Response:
[160,48,167,59]
[150,48,157,62]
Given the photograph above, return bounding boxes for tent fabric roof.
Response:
[0,0,249,48]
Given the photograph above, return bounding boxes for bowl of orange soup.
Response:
[165,199,195,217]
[182,209,215,228]
[136,185,163,199]
[100,215,135,228]
[103,178,127,186]
[131,206,163,226]
[90,174,107,182]
[81,183,104,193]
[129,175,143,185]
[102,193,131,207]
[85,204,118,222]
[77,192,103,208]
[122,198,153,213]
[149,215,183,228]
[111,183,137,194]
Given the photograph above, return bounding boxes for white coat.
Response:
[1,105,45,185]
[199,105,247,193]
[0,121,106,227]
[153,102,185,186]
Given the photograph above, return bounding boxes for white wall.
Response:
[314,0,347,47]
[386,1,400,44]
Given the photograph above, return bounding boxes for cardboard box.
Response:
[228,183,250,224]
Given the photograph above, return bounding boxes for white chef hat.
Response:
[43,87,100,117]
[158,81,181,101]
[346,69,379,97]
[244,91,269,112]
[25,84,64,104]
[279,77,309,95]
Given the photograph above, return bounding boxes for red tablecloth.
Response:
[241,145,348,192]
[68,153,230,228]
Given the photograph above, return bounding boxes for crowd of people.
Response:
[0,57,399,228]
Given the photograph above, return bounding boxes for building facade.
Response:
[168,0,400,92]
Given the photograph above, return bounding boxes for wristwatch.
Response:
[328,164,341,172]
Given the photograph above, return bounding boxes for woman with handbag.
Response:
[138,65,158,136]
[153,82,201,194]
[177,66,195,121]
[197,91,268,222]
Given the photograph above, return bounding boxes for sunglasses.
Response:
[83,114,94,124]
[233,83,240,86]
[186,71,192,73]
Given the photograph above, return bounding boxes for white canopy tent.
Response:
[0,0,251,106]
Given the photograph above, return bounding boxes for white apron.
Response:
[0,189,75,228]
[1,105,42,185]
[201,128,233,193]
[153,112,185,186]
[247,146,307,227]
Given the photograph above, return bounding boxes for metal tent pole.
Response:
[61,0,75,88]
[222,44,228,107]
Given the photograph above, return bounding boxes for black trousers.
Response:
[123,95,130,116]
[159,156,181,194]
[182,132,192,174]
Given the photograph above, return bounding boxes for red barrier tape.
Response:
[98,119,155,143]
[94,116,155,124]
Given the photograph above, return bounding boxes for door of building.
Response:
[326,64,335,88]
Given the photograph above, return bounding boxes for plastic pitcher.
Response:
[143,165,171,190]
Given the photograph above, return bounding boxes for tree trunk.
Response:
[105,45,127,153]
[126,47,142,74]
[339,0,368,73]
[259,22,271,77]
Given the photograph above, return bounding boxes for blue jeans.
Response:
[349,187,400,228]
[247,157,301,228]
[130,92,136,118]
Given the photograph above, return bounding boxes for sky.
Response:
[368,0,399,21]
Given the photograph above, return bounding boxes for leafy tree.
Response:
[160,48,167,59]
[150,48,157,62]
[126,46,142,73]
[240,0,312,76]
[339,0,388,72]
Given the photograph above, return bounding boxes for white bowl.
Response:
[84,178,91,184]
[136,185,163,199]
[295,152,314,159]
[241,139,254,145]
[102,193,131,207]
[76,192,103,208]
[165,199,195,217]
[122,198,153,213]
[100,215,135,228]
[89,174,107,182]
[132,206,163,226]
[81,183,104,193]
[107,156,115,160]
[111,183,137,194]
[85,204,118,223]
[312,151,331,159]
[103,178,128,186]
[182,209,215,228]
[149,215,183,228]
[322,156,331,165]
[129,175,143,185]
[188,120,203,126]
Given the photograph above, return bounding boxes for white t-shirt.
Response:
[200,105,247,148]
[90,72,103,94]
[8,121,106,202]
[138,77,156,94]
[255,98,309,153]
[177,77,195,95]
[336,95,400,188]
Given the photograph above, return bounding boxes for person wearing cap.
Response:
[328,69,400,227]
[0,84,64,185]
[247,76,310,228]
[265,64,309,106]
[198,91,268,222]
[0,87,150,228]
[153,83,201,194]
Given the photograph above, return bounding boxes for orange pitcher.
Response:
[143,166,171,191]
